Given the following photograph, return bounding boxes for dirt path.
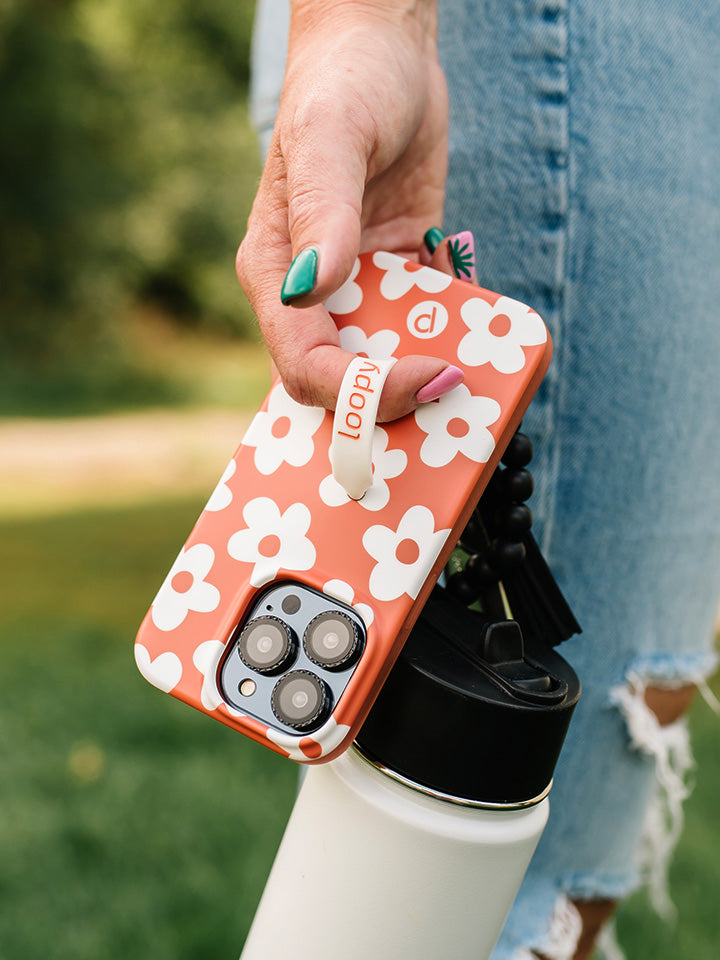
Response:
[0,409,252,519]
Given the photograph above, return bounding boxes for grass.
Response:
[0,499,718,958]
[614,695,720,958]
[0,500,297,960]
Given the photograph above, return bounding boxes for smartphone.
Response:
[135,251,552,762]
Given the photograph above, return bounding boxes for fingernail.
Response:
[281,247,318,304]
[416,365,464,403]
[447,230,477,283]
[423,227,445,255]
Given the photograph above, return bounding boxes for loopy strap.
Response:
[330,356,397,500]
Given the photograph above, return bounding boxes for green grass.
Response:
[614,693,720,958]
[0,501,718,958]
[0,501,297,960]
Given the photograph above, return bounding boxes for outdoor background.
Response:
[0,1,717,957]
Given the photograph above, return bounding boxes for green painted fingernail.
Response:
[281,248,318,304]
[423,227,445,254]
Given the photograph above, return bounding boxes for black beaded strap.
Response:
[446,430,581,648]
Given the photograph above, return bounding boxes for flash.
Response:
[240,679,257,697]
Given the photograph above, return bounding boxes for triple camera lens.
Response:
[303,611,362,671]
[271,671,331,730]
[230,594,366,733]
[238,616,296,675]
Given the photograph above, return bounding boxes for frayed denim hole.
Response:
[510,894,582,960]
[609,672,697,919]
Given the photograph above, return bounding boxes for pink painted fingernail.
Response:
[416,365,465,403]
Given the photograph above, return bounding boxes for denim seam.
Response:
[536,0,570,563]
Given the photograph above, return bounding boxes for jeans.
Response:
[250,2,720,956]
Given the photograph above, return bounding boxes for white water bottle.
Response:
[241,746,549,960]
[241,588,580,960]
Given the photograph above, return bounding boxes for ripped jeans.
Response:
[249,1,720,957]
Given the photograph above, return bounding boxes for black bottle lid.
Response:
[355,586,581,806]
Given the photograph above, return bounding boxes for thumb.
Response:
[279,114,368,307]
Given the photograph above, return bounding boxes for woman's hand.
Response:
[236,0,459,421]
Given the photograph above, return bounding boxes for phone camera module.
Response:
[303,610,363,671]
[271,671,331,730]
[238,616,297,675]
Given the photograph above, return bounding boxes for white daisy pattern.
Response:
[204,458,236,512]
[324,258,363,314]
[242,383,326,475]
[363,505,450,602]
[191,640,243,716]
[267,715,351,760]
[458,295,547,374]
[227,496,316,588]
[151,543,221,632]
[319,427,407,512]
[414,383,501,468]
[192,639,226,712]
[338,324,400,360]
[134,644,183,693]
[322,579,375,628]
[372,251,453,301]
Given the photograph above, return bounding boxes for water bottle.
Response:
[240,586,580,960]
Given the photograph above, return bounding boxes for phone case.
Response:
[135,251,552,762]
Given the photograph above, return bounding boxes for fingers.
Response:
[379,356,463,421]
[239,93,369,306]
[236,56,460,423]
[278,108,368,307]
[236,155,359,411]
[419,226,445,266]
[237,96,372,405]
[420,228,478,283]
[239,226,462,419]
[239,221,471,421]
[429,238,455,276]
[251,305,461,423]
[238,157,462,419]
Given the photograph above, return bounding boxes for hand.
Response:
[236,0,460,421]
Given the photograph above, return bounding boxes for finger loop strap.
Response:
[330,356,397,500]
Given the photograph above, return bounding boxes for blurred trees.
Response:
[0,0,260,411]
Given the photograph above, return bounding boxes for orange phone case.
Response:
[135,252,552,762]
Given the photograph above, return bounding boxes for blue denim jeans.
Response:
[250,2,720,956]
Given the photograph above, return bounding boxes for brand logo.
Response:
[337,360,383,440]
[406,301,449,339]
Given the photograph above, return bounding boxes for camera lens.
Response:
[271,671,331,730]
[304,610,362,671]
[238,616,296,675]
